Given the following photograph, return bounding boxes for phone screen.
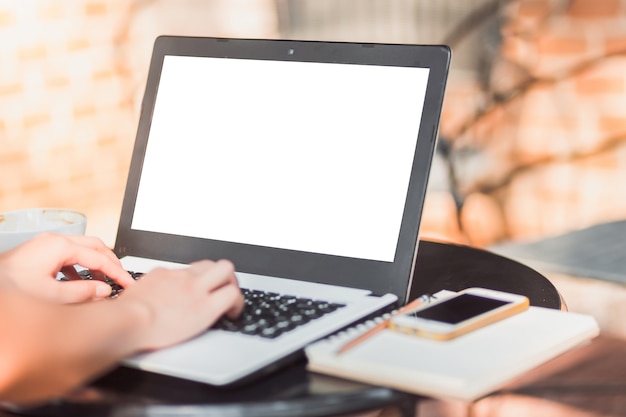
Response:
[410,294,511,324]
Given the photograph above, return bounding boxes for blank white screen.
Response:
[131,55,429,262]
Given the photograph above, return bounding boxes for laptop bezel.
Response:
[115,36,450,303]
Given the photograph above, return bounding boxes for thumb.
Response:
[50,280,112,303]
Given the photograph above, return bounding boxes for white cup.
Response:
[0,208,87,252]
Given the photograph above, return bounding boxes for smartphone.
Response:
[389,288,530,341]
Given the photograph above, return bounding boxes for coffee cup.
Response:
[0,208,87,252]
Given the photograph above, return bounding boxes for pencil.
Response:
[336,296,425,354]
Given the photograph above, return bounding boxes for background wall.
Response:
[439,0,626,246]
[0,1,135,243]
[1,0,625,249]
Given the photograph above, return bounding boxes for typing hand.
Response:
[117,260,244,351]
[0,233,134,303]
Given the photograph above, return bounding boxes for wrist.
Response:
[110,296,154,354]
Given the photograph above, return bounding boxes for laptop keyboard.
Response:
[77,270,345,339]
[214,288,346,339]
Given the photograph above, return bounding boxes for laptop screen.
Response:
[131,55,429,263]
[116,37,450,301]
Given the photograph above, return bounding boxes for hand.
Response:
[0,257,241,404]
[0,233,134,303]
[118,259,244,350]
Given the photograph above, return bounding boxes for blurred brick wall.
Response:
[6,0,621,250]
[0,0,277,246]
[0,1,137,245]
[431,0,626,246]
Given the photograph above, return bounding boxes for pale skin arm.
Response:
[0,234,244,405]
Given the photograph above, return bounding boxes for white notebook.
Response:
[305,296,599,402]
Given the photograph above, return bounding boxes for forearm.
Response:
[0,290,148,404]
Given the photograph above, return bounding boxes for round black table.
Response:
[6,240,562,417]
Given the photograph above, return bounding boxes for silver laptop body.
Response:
[115,36,450,386]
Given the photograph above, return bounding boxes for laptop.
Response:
[113,36,450,386]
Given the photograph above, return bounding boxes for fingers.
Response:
[210,282,245,319]
[46,280,112,303]
[188,259,237,291]
[188,260,243,317]
[189,260,244,320]
[59,266,114,302]
[38,233,134,288]
[58,235,134,287]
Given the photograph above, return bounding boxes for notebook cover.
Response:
[305,306,599,401]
